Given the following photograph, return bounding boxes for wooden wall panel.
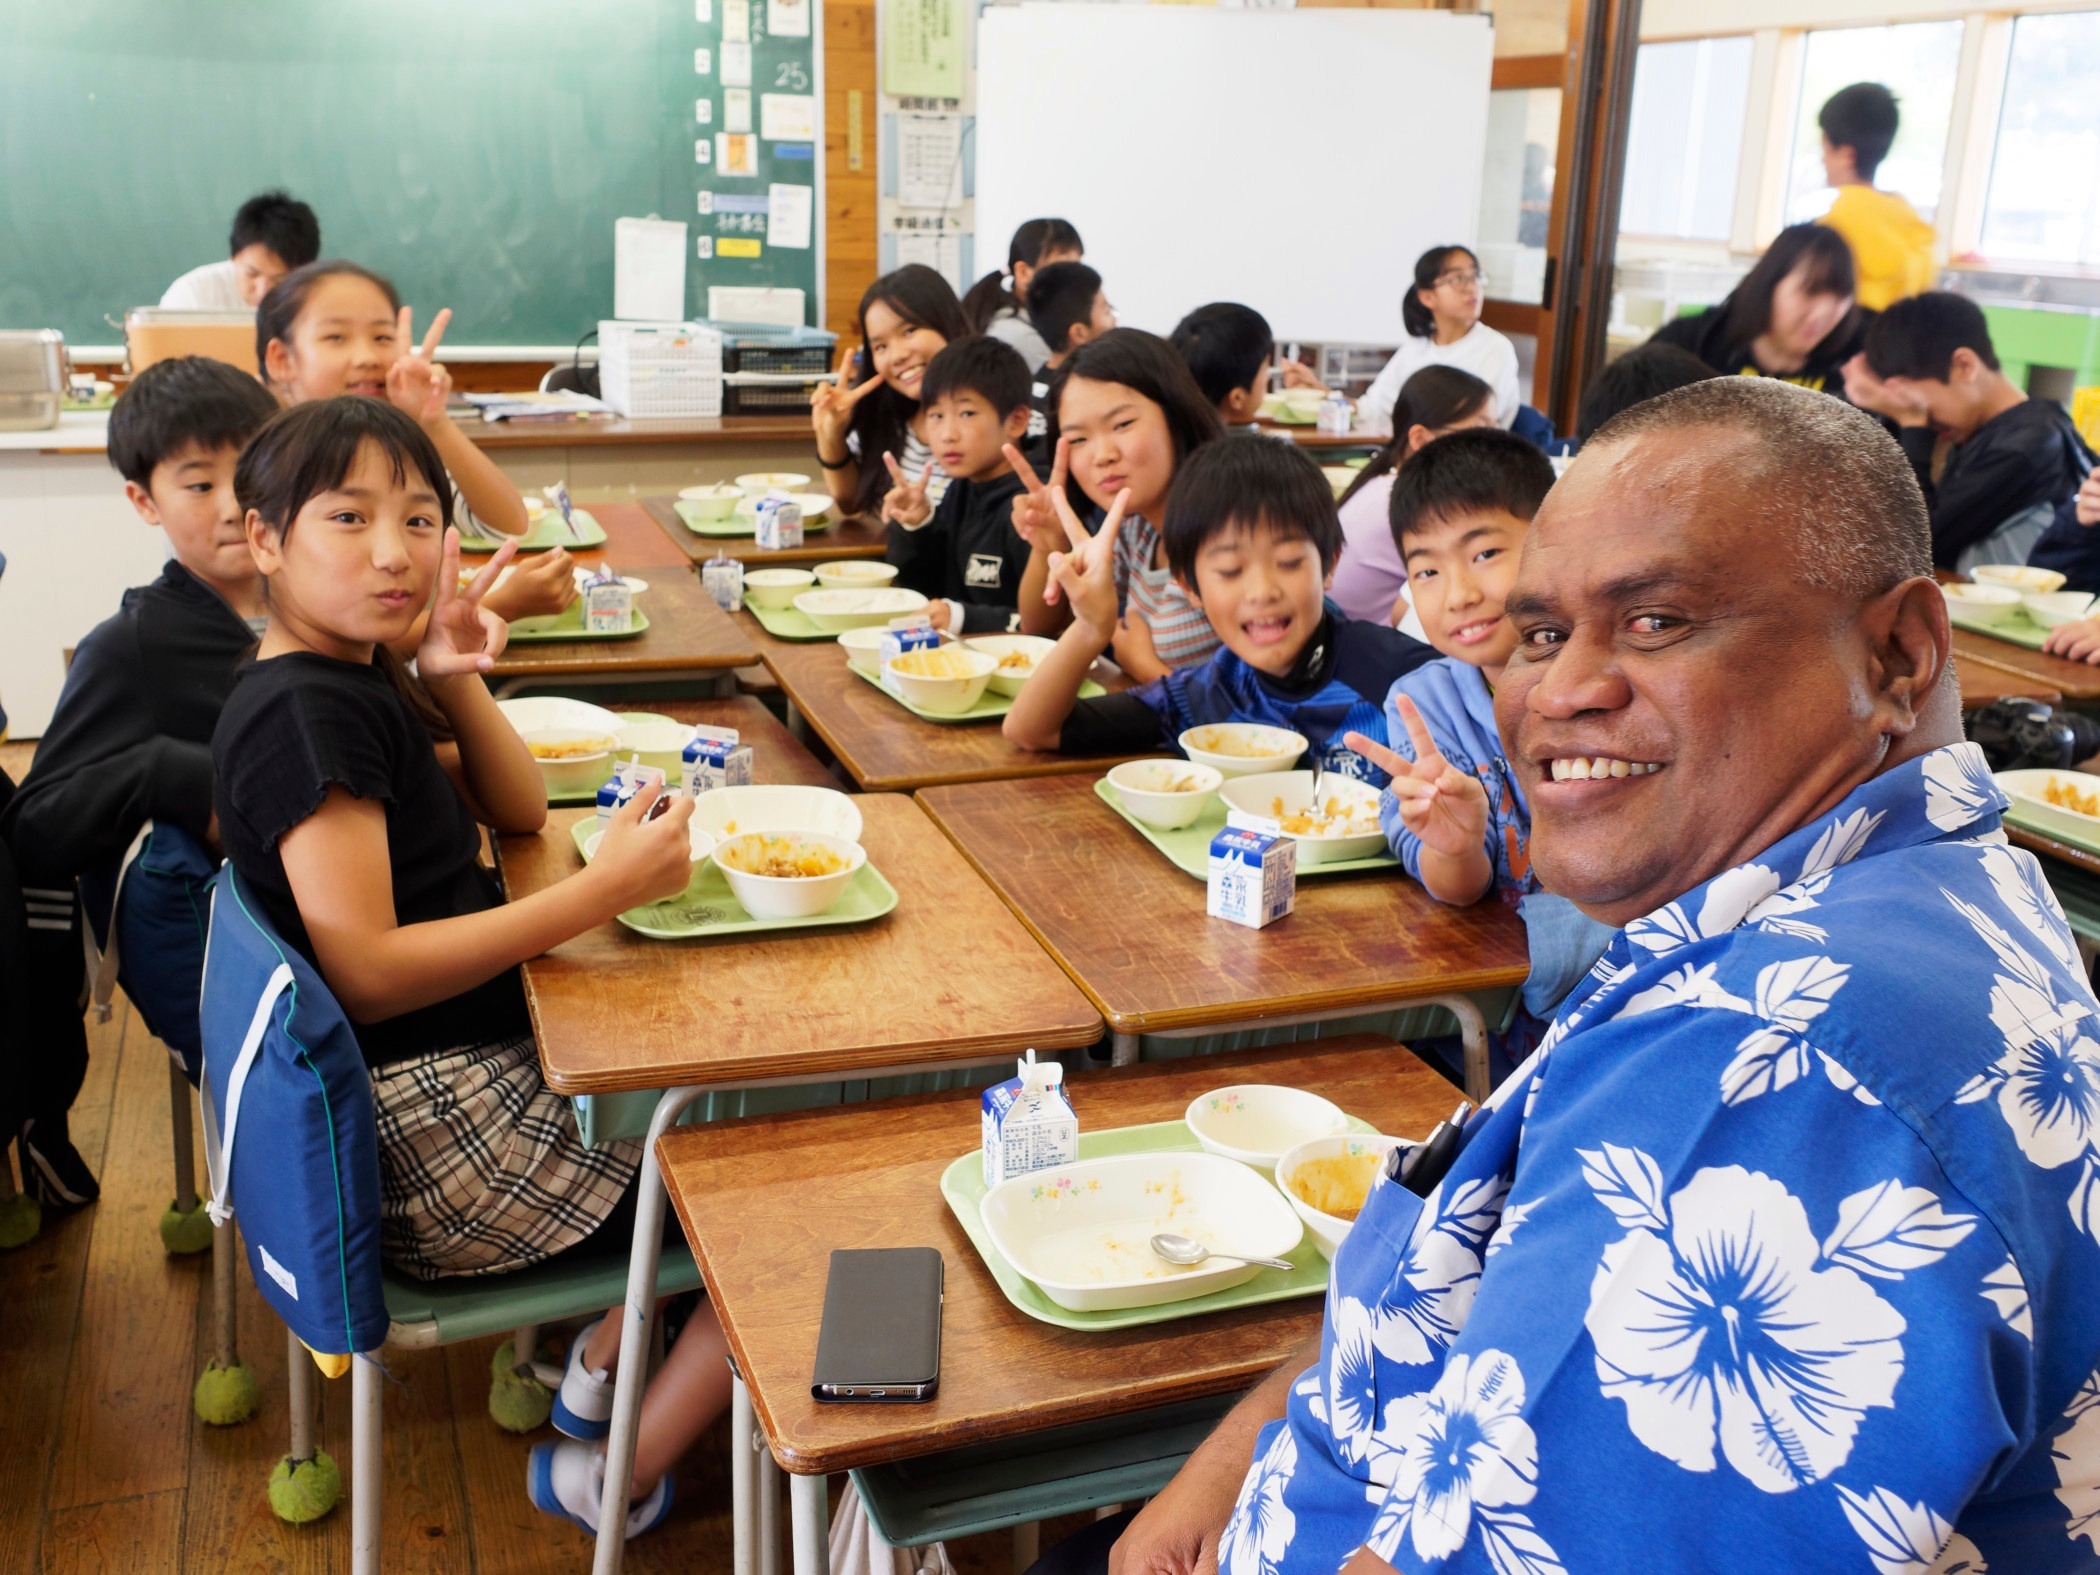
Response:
[824,0,879,336]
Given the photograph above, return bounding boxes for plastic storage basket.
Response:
[599,321,725,419]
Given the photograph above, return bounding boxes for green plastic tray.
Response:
[2004,800,2100,859]
[568,818,898,938]
[746,602,839,640]
[1092,776,1399,881]
[939,1117,1370,1332]
[459,509,607,552]
[1946,601,2058,651]
[505,603,650,643]
[848,663,1104,724]
[544,712,674,805]
[675,499,831,537]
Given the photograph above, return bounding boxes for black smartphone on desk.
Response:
[811,1247,943,1403]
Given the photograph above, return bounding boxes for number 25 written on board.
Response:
[775,61,809,89]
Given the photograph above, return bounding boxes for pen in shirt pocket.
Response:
[1390,1100,1472,1197]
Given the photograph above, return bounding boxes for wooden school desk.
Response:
[658,1036,1459,1575]
[487,576,757,697]
[1954,653,2061,710]
[496,795,1100,1571]
[470,412,819,502]
[748,617,1148,792]
[561,498,698,571]
[1952,629,2100,705]
[640,496,890,568]
[917,774,1531,1098]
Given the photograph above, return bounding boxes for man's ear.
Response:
[124,480,162,526]
[1867,575,1949,739]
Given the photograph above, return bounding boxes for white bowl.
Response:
[1972,564,2066,594]
[616,720,692,776]
[499,696,626,739]
[582,820,718,866]
[519,727,619,796]
[1106,758,1223,830]
[1185,1085,1351,1175]
[734,471,813,497]
[712,830,867,919]
[837,624,954,678]
[814,560,899,590]
[979,1150,1305,1312]
[683,784,864,844]
[793,588,930,632]
[1940,581,2023,611]
[1997,768,2100,843]
[885,645,997,714]
[1275,1134,1409,1260]
[2024,590,2098,629]
[1218,771,1387,864]
[524,496,547,519]
[743,568,816,609]
[965,634,1058,697]
[735,490,835,524]
[1179,724,1308,779]
[678,483,744,520]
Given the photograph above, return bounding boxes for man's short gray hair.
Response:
[1585,375,1934,599]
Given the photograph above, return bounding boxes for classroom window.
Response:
[1980,11,2100,268]
[1479,87,1561,306]
[1781,22,1962,228]
[1619,37,1755,242]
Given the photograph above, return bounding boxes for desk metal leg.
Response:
[592,1083,710,1575]
[784,699,809,745]
[1415,993,1491,1105]
[1111,1030,1140,1066]
[732,1376,756,1575]
[789,1472,828,1575]
[351,1351,383,1575]
[758,1443,782,1575]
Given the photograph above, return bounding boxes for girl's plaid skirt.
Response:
[369,1033,639,1280]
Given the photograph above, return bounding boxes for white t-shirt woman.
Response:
[1357,244,1520,430]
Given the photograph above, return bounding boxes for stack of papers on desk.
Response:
[463,391,614,424]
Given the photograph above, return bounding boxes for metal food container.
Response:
[0,329,66,432]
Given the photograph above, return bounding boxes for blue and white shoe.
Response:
[550,1317,613,1441]
[527,1440,674,1539]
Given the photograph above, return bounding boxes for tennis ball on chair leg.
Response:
[268,1451,343,1523]
[488,1337,555,1433]
[193,1358,260,1425]
[159,1197,214,1254]
[0,1190,40,1248]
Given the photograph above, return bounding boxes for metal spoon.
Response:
[1150,1233,1293,1273]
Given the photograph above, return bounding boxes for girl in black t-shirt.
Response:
[215,397,722,1539]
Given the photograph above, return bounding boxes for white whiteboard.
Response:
[974,6,1493,347]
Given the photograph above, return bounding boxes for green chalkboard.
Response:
[0,0,821,347]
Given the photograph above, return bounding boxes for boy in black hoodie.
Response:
[880,335,1048,632]
[0,357,278,1208]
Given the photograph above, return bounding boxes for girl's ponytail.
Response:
[1337,364,1492,509]
[961,218,1084,331]
[1399,244,1476,341]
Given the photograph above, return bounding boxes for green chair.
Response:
[1977,304,2100,395]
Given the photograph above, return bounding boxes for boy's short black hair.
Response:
[1864,290,1999,383]
[1025,262,1104,356]
[1169,303,1274,406]
[1388,428,1555,548]
[1162,433,1341,586]
[1819,83,1900,183]
[918,334,1031,417]
[1576,343,1718,446]
[229,191,321,269]
[107,355,281,489]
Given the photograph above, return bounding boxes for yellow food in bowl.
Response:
[1190,727,1286,758]
[893,647,987,681]
[996,649,1035,673]
[1275,794,1381,838]
[2045,777,2100,818]
[716,835,847,879]
[1132,766,1211,794]
[1286,1151,1384,1222]
[527,734,616,761]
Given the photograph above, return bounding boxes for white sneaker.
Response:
[550,1317,613,1440]
[527,1439,674,1538]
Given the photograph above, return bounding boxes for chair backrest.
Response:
[539,361,601,398]
[1511,403,1572,457]
[81,821,218,1078]
[199,866,389,1355]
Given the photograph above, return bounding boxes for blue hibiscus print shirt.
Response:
[1218,742,2100,1573]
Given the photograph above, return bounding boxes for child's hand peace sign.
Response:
[1344,696,1488,861]
[810,344,884,450]
[417,528,513,679]
[385,306,455,424]
[1007,437,1072,556]
[1044,482,1130,644]
[880,454,935,526]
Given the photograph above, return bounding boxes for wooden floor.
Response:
[1,714,1088,1573]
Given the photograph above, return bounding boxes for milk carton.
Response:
[981,1050,1079,1189]
[680,724,755,796]
[878,616,942,668]
[701,551,744,611]
[581,571,635,633]
[595,758,668,822]
[754,493,803,551]
[1207,828,1296,929]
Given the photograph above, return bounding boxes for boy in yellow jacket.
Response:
[1819,82,1936,311]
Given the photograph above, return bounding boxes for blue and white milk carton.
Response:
[581,567,635,633]
[878,616,942,668]
[1207,828,1296,929]
[981,1050,1079,1189]
[595,758,667,822]
[680,724,754,796]
[754,493,803,551]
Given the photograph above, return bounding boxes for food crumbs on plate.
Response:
[2044,777,2100,818]
[1191,728,1280,758]
[717,835,846,879]
[996,649,1035,673]
[1132,766,1208,794]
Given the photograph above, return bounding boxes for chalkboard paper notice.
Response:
[883,0,967,100]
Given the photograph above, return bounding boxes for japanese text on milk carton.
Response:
[981,1050,1079,1189]
[680,724,754,796]
[1207,828,1296,929]
[596,759,667,822]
